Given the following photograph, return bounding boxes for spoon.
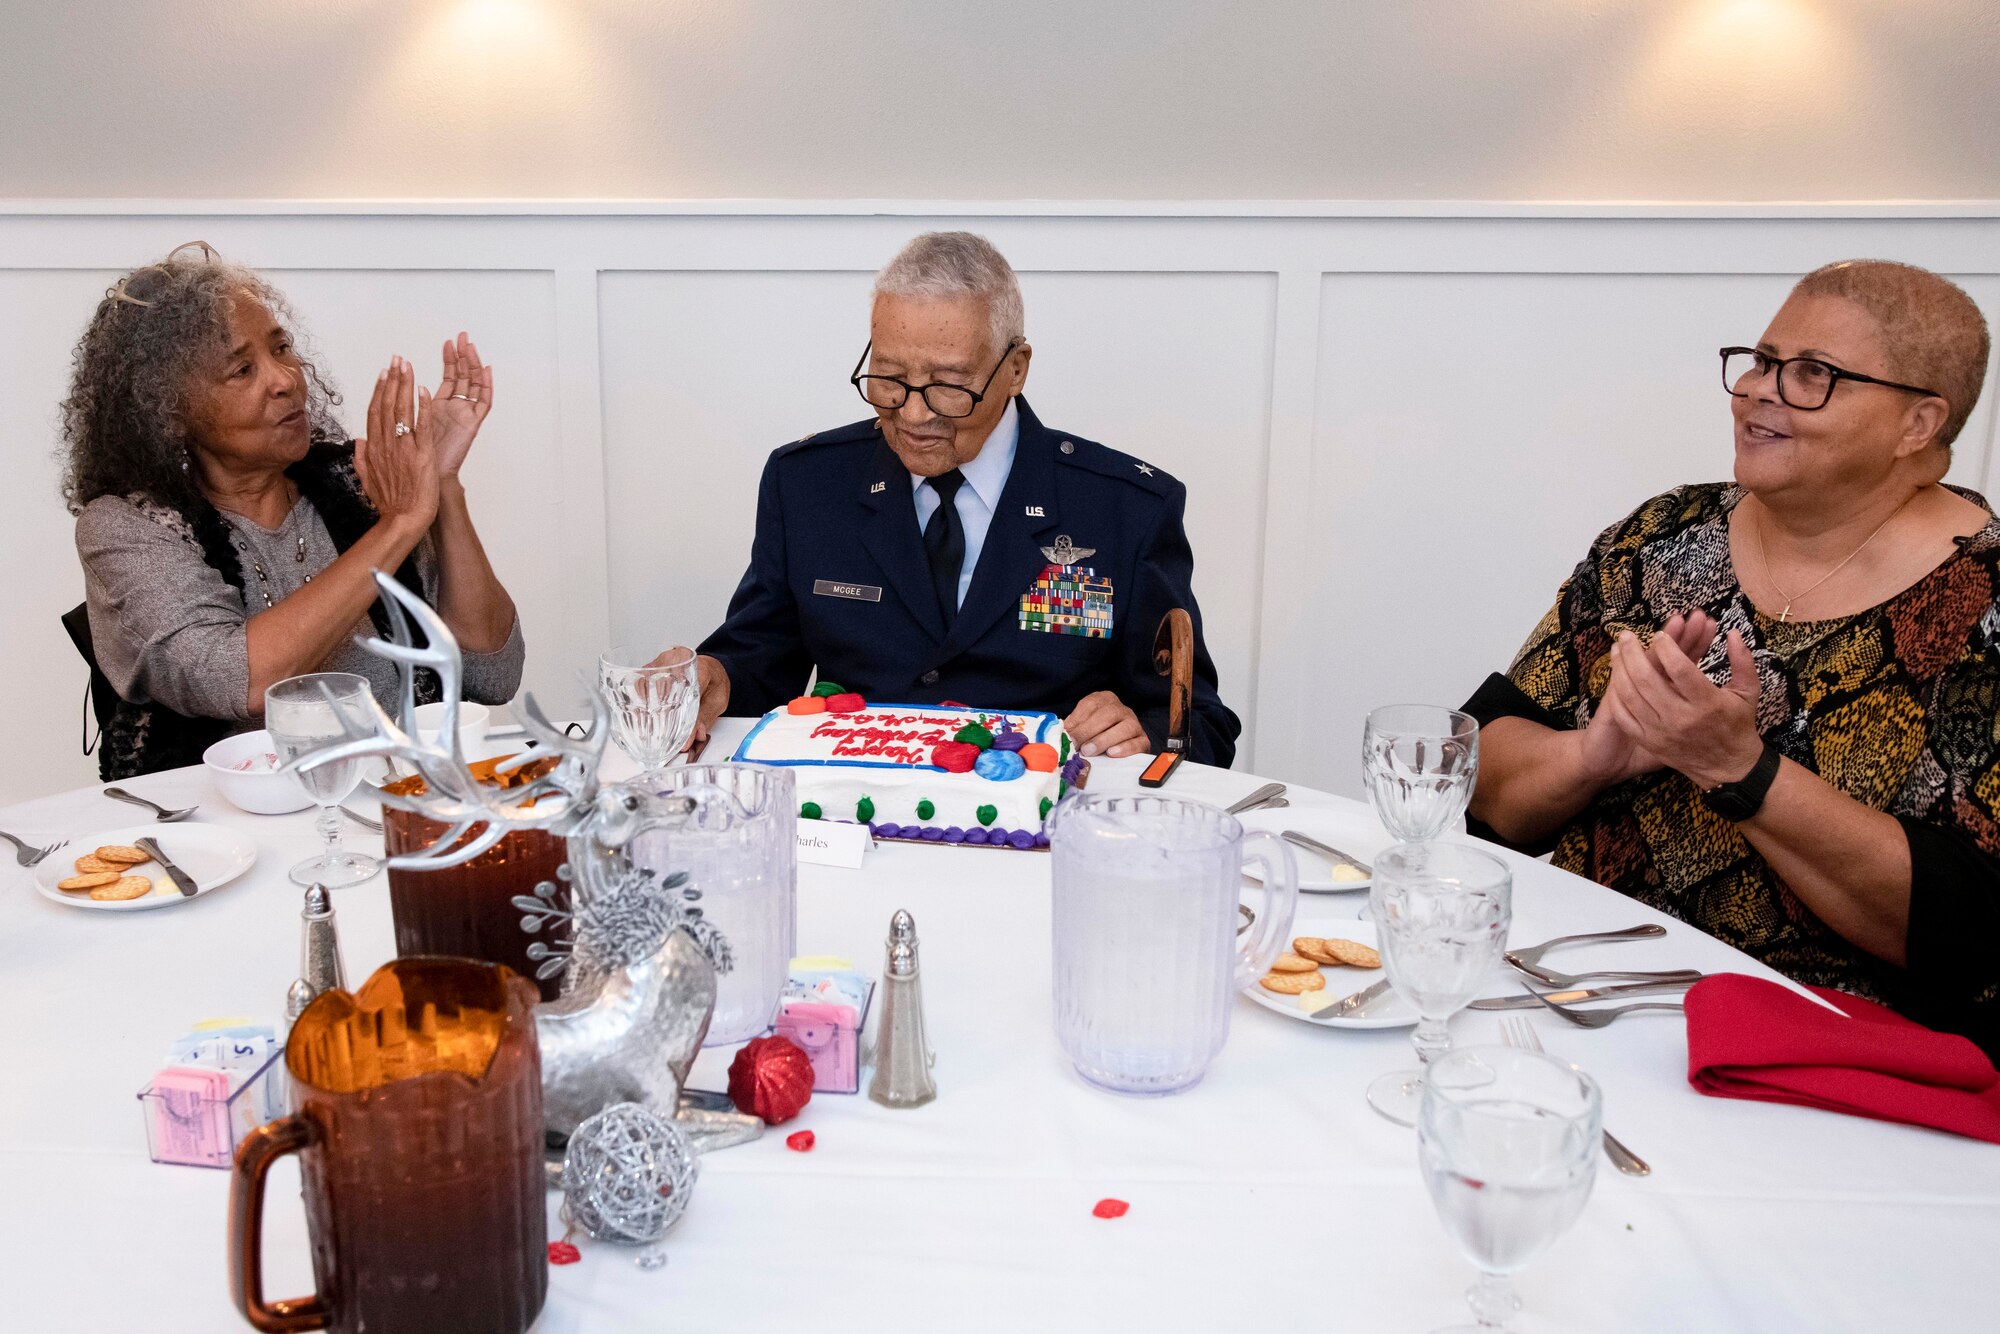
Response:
[102,787,199,822]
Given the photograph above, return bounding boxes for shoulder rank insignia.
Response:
[1135,462,1155,477]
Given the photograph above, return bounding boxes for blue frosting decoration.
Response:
[989,729,1028,753]
[965,828,989,844]
[1033,832,1050,848]
[987,827,1009,844]
[920,826,944,841]
[874,823,900,839]
[1008,829,1036,850]
[974,749,1027,782]
[943,826,966,843]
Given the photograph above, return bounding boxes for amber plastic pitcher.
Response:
[229,958,547,1334]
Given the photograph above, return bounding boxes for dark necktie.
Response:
[922,469,967,629]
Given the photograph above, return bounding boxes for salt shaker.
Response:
[868,909,936,1108]
[286,883,346,1028]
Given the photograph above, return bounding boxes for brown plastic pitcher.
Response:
[381,756,570,1002]
[229,958,548,1334]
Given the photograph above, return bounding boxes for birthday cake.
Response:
[732,685,1089,849]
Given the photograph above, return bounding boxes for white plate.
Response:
[1239,918,1415,1029]
[32,824,257,913]
[1239,822,1374,893]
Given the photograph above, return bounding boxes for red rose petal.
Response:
[1092,1198,1129,1219]
[931,740,980,773]
[786,1129,816,1152]
[548,1241,582,1265]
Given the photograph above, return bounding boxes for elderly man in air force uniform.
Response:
[680,231,1240,765]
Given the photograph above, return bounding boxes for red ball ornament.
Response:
[727,1035,816,1125]
[823,692,867,714]
[931,740,980,773]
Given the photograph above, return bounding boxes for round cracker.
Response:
[1259,969,1326,994]
[1267,952,1320,974]
[1318,937,1381,968]
[58,871,119,891]
[89,875,153,902]
[1291,936,1341,966]
[93,844,151,865]
[72,854,120,876]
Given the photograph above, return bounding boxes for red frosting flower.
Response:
[824,692,867,713]
[931,740,980,773]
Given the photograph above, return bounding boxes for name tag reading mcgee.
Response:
[796,817,872,868]
[813,580,883,603]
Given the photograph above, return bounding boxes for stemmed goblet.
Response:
[1363,705,1480,843]
[1419,1046,1602,1332]
[1366,841,1512,1125]
[599,645,701,773]
[266,672,380,888]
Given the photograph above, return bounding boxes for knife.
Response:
[135,836,199,897]
[1467,978,1699,1011]
[1281,830,1373,877]
[1309,977,1394,1021]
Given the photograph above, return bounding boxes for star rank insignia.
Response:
[1135,462,1155,476]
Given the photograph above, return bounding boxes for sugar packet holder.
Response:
[777,968,876,1094]
[139,1027,288,1168]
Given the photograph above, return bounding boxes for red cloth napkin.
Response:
[1684,973,2000,1143]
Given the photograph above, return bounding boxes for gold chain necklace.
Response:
[1752,492,1918,624]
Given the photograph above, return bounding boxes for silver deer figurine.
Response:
[293,571,764,1152]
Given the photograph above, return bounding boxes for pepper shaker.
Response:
[868,909,936,1108]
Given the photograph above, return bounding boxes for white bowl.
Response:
[413,701,490,755]
[203,729,315,815]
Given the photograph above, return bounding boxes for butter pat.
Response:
[1297,989,1337,1014]
[1330,863,1370,883]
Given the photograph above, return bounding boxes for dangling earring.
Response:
[179,452,191,473]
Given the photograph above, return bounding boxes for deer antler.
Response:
[290,571,600,871]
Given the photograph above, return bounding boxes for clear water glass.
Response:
[1048,794,1298,1095]
[628,764,797,1046]
[600,645,701,771]
[1419,1046,1601,1332]
[1364,705,1480,843]
[267,672,380,888]
[1366,841,1511,1125]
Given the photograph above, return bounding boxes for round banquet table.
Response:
[1,720,1993,1333]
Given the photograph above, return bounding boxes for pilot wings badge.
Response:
[1040,535,1096,565]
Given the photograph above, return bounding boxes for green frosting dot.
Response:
[916,799,935,821]
[856,796,875,822]
[1040,797,1053,820]
[976,804,998,827]
[1058,779,1068,800]
[811,681,845,698]
[953,722,994,749]
[800,801,823,820]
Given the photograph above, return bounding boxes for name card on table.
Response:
[796,818,871,869]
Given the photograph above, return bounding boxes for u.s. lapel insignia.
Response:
[1040,535,1095,565]
[1025,505,1046,517]
[870,480,887,494]
[1021,536,1112,639]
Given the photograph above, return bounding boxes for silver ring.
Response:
[448,394,474,401]
[393,422,411,437]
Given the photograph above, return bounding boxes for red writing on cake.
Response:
[809,712,965,765]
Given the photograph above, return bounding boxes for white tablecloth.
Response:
[2,722,1995,1332]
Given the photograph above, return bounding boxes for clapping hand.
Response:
[1598,612,1764,790]
[1577,611,1723,786]
[353,356,440,533]
[427,332,494,480]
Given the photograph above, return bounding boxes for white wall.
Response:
[3,204,1995,805]
[3,2,1998,202]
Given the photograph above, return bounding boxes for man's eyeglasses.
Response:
[851,338,1021,419]
[1720,346,1940,412]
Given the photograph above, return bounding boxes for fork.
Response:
[1530,989,1686,1029]
[0,830,68,868]
[1501,1016,1651,1177]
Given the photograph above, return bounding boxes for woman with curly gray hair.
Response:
[65,242,524,779]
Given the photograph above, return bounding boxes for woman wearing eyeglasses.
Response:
[1466,259,1998,1054]
[63,244,523,779]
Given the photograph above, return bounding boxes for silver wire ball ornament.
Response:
[560,1102,701,1245]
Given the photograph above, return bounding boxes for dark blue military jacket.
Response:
[697,398,1241,766]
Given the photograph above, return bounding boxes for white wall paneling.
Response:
[1,205,1996,804]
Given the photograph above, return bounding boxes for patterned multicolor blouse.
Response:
[1470,482,2000,1053]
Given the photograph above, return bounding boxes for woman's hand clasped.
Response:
[354,356,441,535]
[1599,613,1765,791]
[1575,611,1716,786]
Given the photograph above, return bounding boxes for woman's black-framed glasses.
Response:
[1720,346,1941,412]
[851,338,1021,419]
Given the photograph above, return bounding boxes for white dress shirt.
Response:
[910,399,1019,611]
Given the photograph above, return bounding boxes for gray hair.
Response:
[873,231,1025,356]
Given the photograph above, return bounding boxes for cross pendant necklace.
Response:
[1754,493,1915,623]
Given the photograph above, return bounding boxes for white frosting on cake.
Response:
[732,703,1068,836]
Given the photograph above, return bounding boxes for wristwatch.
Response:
[1700,739,1782,821]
